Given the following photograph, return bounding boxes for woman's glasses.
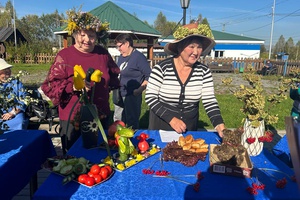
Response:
[116,43,123,49]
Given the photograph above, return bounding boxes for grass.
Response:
[11,64,292,131]
[131,93,292,130]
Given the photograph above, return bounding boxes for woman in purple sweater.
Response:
[41,8,120,154]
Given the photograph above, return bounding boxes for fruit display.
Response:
[106,120,126,150]
[162,135,209,167]
[42,155,114,187]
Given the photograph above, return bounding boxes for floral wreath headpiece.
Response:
[63,6,109,35]
[173,23,214,40]
[164,23,215,56]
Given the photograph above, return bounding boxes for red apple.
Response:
[107,120,125,137]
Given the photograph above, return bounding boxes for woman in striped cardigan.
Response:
[145,23,225,137]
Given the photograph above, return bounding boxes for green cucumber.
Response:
[78,157,89,165]
[66,158,79,165]
[73,163,87,175]
[59,165,73,175]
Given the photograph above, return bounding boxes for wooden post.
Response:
[147,38,154,61]
[63,34,68,48]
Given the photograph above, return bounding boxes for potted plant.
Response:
[222,65,289,156]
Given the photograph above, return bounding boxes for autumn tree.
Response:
[273,35,285,57]
[0,0,13,27]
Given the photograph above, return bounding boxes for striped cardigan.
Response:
[145,57,224,128]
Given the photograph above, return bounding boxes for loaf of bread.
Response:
[178,136,185,146]
[191,142,200,149]
[195,148,209,153]
[185,134,194,143]
[177,134,208,154]
[182,143,192,150]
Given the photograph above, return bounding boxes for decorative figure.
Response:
[137,132,149,153]
[115,126,135,162]
[213,128,246,166]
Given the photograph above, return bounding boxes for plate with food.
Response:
[162,134,209,167]
[42,155,114,188]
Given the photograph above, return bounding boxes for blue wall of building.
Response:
[215,44,260,50]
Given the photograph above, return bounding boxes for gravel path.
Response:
[212,73,280,95]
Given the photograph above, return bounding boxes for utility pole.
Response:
[268,0,276,59]
[222,23,226,32]
[13,0,17,49]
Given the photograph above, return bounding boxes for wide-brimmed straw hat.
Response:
[0,58,12,71]
[164,23,215,56]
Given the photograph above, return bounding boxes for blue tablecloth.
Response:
[33,130,300,200]
[272,135,293,168]
[0,129,56,199]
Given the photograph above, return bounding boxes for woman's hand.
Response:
[1,112,15,120]
[169,117,187,134]
[133,84,147,96]
[215,123,226,138]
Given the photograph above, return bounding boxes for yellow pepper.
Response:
[74,65,86,79]
[91,69,103,82]
[73,71,85,90]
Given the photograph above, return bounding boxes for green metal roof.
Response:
[54,1,161,39]
[90,1,161,38]
[212,30,263,41]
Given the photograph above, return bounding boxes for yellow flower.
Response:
[117,163,125,170]
[135,154,144,162]
[91,70,103,82]
[74,65,86,79]
[125,159,136,168]
[99,22,110,31]
[73,71,85,90]
[149,147,158,155]
[66,21,78,35]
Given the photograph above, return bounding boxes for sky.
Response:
[1,0,299,48]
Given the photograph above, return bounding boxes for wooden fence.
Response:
[11,53,56,64]
[8,53,300,76]
[153,56,300,76]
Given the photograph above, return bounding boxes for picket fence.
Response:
[9,53,300,76]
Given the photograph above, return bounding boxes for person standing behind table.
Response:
[113,33,151,129]
[261,60,273,76]
[289,83,300,120]
[0,59,29,131]
[145,23,225,137]
[41,8,120,154]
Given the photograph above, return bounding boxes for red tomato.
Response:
[88,171,94,177]
[78,174,88,184]
[90,164,101,175]
[93,174,103,184]
[99,167,109,180]
[104,165,113,175]
[85,177,95,186]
